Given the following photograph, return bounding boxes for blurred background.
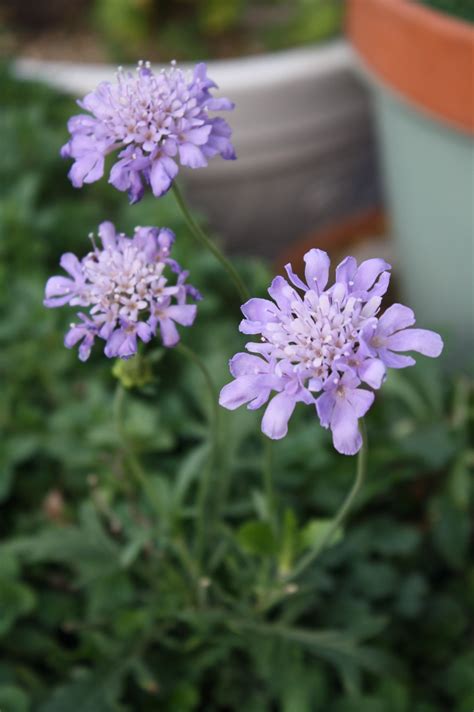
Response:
[0,1,473,711]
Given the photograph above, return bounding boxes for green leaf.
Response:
[396,574,428,618]
[3,505,120,584]
[369,520,420,556]
[237,620,392,680]
[173,443,210,507]
[237,520,277,557]
[331,696,387,712]
[0,685,30,712]
[352,562,399,600]
[119,530,150,568]
[146,475,174,523]
[444,651,474,702]
[167,681,199,712]
[448,455,471,510]
[0,578,36,637]
[278,509,300,574]
[430,495,470,569]
[382,370,431,420]
[301,518,343,555]
[0,435,39,502]
[39,665,125,712]
[374,678,410,712]
[399,423,456,468]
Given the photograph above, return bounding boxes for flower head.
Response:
[219,249,443,455]
[44,222,200,360]
[61,61,235,203]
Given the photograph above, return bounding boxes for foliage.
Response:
[418,0,474,22]
[0,67,473,711]
[92,0,344,62]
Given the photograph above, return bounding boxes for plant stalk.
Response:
[176,342,220,564]
[287,420,368,581]
[113,382,163,520]
[172,182,249,302]
[262,434,277,534]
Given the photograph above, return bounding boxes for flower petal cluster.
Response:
[61,61,235,203]
[44,222,200,361]
[219,249,443,455]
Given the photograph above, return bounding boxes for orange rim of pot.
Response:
[347,0,474,134]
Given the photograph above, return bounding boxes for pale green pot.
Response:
[370,84,474,369]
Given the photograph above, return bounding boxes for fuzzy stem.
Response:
[113,382,162,519]
[287,420,368,581]
[172,182,249,302]
[262,435,277,534]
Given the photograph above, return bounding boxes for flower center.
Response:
[263,293,368,380]
[101,66,200,151]
[79,244,166,323]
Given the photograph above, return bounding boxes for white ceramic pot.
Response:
[15,41,380,255]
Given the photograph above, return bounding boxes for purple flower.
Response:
[219,249,443,455]
[61,61,235,203]
[44,222,200,361]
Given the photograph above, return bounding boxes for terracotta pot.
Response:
[347,0,474,133]
[347,0,474,368]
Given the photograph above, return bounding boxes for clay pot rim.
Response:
[347,0,474,134]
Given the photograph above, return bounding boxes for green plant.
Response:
[417,0,474,22]
[0,66,473,711]
[92,0,344,61]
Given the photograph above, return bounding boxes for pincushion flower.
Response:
[44,222,200,361]
[219,249,443,455]
[61,61,235,203]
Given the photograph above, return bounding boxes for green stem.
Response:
[287,420,368,581]
[172,182,249,302]
[113,382,162,520]
[262,435,277,533]
[176,342,220,564]
[113,379,202,602]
